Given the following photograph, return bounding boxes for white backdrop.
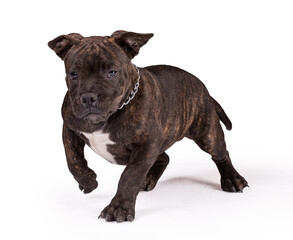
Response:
[1,0,293,239]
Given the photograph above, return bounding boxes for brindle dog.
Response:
[48,31,248,222]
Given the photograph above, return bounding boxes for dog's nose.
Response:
[80,93,98,107]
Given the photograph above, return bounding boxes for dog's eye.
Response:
[69,72,78,81]
[108,70,118,78]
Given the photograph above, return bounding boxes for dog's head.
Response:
[48,31,153,123]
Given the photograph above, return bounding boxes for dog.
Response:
[48,30,248,222]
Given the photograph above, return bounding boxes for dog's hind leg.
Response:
[187,109,248,192]
[140,152,170,191]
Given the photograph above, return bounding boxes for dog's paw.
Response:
[221,174,248,192]
[76,171,98,194]
[99,201,135,223]
[78,179,98,194]
[141,175,157,192]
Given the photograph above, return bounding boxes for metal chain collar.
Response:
[118,65,140,110]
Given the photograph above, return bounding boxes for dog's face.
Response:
[48,31,153,123]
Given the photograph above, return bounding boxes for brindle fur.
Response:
[48,31,248,222]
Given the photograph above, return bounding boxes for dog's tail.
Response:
[211,97,232,130]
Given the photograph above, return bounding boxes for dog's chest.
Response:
[80,130,117,164]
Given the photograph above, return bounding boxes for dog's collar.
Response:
[118,64,140,110]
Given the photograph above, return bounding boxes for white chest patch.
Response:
[81,130,117,164]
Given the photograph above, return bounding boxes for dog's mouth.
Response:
[77,108,115,123]
[83,113,106,122]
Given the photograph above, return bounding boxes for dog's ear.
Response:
[110,31,154,59]
[48,33,83,60]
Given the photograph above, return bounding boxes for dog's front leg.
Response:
[99,144,158,222]
[62,124,98,194]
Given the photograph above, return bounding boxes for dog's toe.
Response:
[99,202,135,223]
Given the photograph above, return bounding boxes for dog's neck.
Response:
[118,64,140,110]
